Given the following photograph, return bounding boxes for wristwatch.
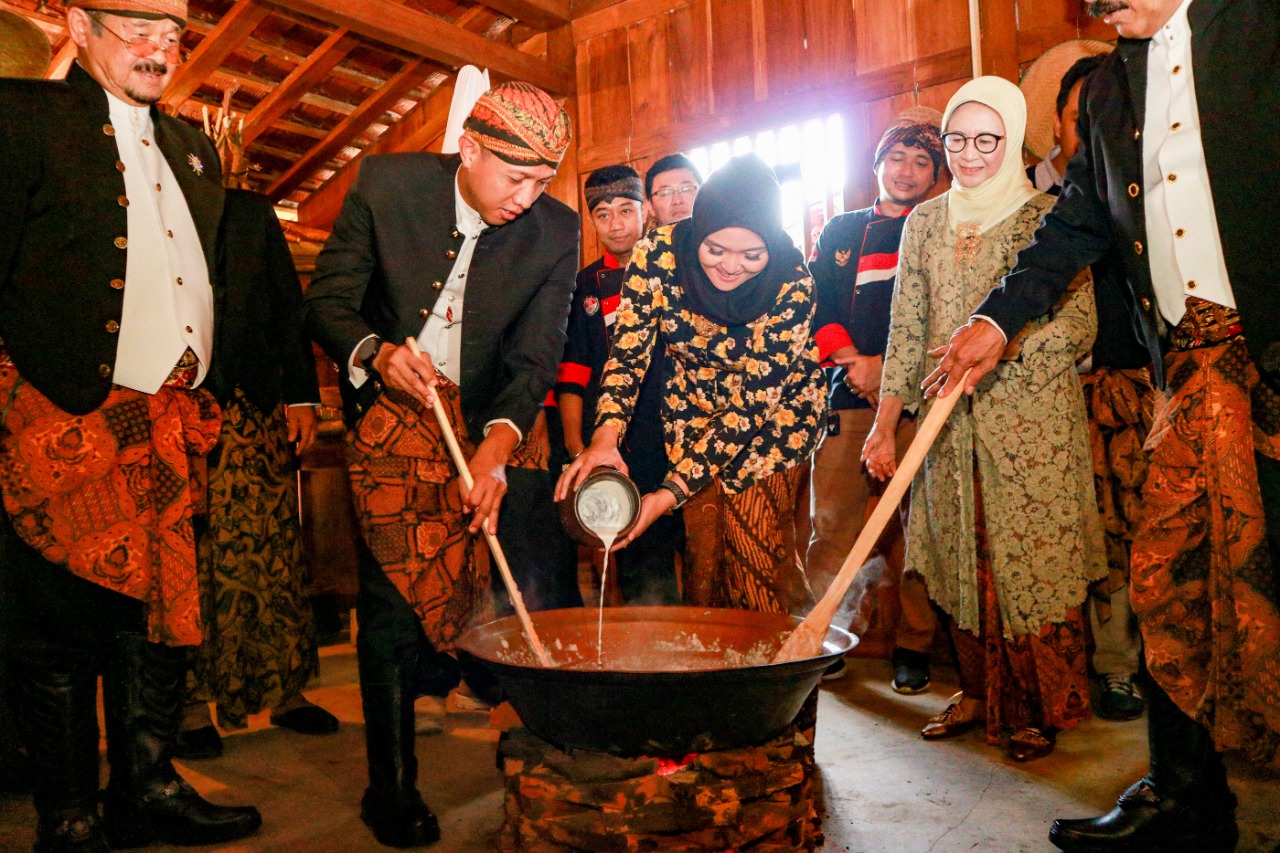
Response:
[357,336,382,374]
[657,479,689,509]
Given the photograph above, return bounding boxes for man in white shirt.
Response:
[0,1,262,850]
[928,1,1280,850]
[305,82,579,849]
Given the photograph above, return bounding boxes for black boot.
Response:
[1049,678,1237,852]
[359,649,440,848]
[100,632,261,848]
[10,641,109,853]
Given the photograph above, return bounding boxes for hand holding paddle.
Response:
[773,370,971,663]
[405,338,555,668]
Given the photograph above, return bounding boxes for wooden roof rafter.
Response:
[163,0,271,108]
[267,0,574,94]
[266,55,440,199]
[241,28,360,146]
[476,0,570,30]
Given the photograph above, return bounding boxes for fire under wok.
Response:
[455,605,856,757]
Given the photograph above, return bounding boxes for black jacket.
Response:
[810,206,910,410]
[0,63,224,415]
[977,0,1280,389]
[208,189,320,413]
[303,153,580,436]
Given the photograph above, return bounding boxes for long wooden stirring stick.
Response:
[404,338,555,668]
[773,369,972,663]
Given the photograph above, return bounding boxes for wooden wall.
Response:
[569,0,1114,264]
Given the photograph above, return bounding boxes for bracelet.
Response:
[657,479,688,509]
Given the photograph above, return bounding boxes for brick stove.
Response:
[496,690,821,852]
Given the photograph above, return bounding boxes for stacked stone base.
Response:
[497,691,820,852]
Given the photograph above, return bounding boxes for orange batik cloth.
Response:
[346,385,545,651]
[0,359,221,647]
[1132,334,1280,768]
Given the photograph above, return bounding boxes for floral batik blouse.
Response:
[595,225,826,497]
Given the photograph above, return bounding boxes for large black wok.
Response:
[456,605,856,757]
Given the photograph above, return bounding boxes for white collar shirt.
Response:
[416,175,483,386]
[1141,0,1235,325]
[105,87,213,393]
[1032,146,1064,193]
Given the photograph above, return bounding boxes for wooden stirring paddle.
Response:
[405,338,555,668]
[773,370,972,664]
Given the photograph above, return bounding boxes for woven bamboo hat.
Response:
[0,9,51,78]
[1019,39,1113,159]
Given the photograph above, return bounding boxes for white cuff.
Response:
[286,402,320,408]
[483,418,522,444]
[348,333,379,388]
[970,315,1008,344]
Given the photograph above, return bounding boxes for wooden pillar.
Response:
[546,24,581,215]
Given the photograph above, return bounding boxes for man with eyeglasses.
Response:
[644,153,702,228]
[929,1,1280,850]
[0,1,262,850]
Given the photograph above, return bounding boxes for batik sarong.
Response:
[188,390,320,728]
[683,466,813,614]
[948,476,1092,741]
[1080,367,1155,622]
[346,385,545,651]
[0,356,221,646]
[1131,330,1280,767]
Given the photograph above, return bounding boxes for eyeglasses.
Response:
[941,132,1004,154]
[651,184,699,200]
[95,19,188,64]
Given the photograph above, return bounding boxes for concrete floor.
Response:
[1,642,1277,853]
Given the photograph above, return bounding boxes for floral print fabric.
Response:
[595,225,825,497]
[880,194,1107,637]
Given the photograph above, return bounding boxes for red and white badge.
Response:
[584,296,600,316]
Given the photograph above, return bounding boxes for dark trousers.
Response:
[354,545,460,698]
[0,511,149,814]
[614,510,683,605]
[492,467,583,614]
[1141,666,1233,808]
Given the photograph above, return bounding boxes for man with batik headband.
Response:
[806,111,944,686]
[930,0,1280,849]
[305,80,579,849]
[556,165,681,604]
[0,1,262,850]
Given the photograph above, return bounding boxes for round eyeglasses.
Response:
[97,20,188,64]
[941,132,1004,154]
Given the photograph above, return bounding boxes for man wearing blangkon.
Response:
[928,1,1279,850]
[0,1,262,849]
[304,82,578,849]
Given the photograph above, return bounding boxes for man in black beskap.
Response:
[930,1,1280,850]
[806,115,944,688]
[305,82,580,849]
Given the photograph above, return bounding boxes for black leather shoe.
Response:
[1048,778,1238,852]
[34,810,110,853]
[173,725,223,760]
[103,778,262,848]
[270,703,340,735]
[361,787,441,848]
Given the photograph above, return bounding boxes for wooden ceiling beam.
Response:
[475,0,570,30]
[185,19,392,89]
[45,38,77,80]
[266,57,435,198]
[163,0,271,108]
[241,28,360,144]
[266,0,574,94]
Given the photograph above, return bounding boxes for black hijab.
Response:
[673,154,804,327]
